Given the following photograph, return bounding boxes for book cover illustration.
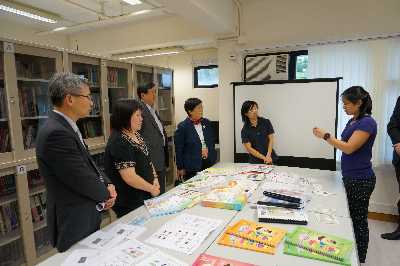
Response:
[201,181,247,211]
[192,253,257,266]
[285,226,354,262]
[283,241,351,266]
[217,229,276,255]
[226,219,286,247]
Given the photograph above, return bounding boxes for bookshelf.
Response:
[0,172,25,266]
[0,43,12,162]
[69,54,104,144]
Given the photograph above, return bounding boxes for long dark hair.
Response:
[241,100,258,125]
[341,86,372,119]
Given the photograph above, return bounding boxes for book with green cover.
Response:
[284,242,351,266]
[285,227,354,262]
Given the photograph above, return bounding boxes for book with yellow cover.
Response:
[218,229,276,255]
[226,219,286,248]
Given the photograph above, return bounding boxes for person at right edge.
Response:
[381,96,400,240]
[313,86,377,263]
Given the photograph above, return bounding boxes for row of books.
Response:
[0,87,8,119]
[15,55,55,80]
[18,83,51,117]
[0,201,20,236]
[30,193,46,224]
[0,126,11,153]
[90,92,101,116]
[0,174,16,197]
[0,239,24,265]
[27,169,45,189]
[34,225,51,254]
[107,68,126,88]
[23,124,38,150]
[78,118,103,139]
[74,65,100,86]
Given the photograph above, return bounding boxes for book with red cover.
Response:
[192,253,256,266]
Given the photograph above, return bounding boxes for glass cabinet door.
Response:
[72,61,103,139]
[107,66,128,114]
[135,65,153,94]
[156,68,173,126]
[0,44,12,154]
[15,53,55,150]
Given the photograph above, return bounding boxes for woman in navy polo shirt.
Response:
[241,100,278,164]
[313,86,377,263]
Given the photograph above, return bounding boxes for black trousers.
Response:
[112,205,134,218]
[176,158,213,185]
[395,164,400,193]
[156,169,166,195]
[343,176,376,263]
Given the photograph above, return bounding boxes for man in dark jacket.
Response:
[36,72,117,251]
[382,96,400,240]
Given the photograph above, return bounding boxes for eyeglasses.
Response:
[69,93,93,101]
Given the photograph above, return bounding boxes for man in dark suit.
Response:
[382,96,400,240]
[174,98,217,182]
[138,82,168,194]
[36,72,117,252]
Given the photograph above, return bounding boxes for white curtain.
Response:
[308,38,400,165]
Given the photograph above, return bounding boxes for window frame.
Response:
[193,65,219,88]
[288,50,308,80]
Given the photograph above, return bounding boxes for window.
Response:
[194,65,218,88]
[288,50,308,79]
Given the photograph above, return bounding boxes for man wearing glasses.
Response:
[36,72,117,252]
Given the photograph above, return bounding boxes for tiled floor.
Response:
[364,219,400,266]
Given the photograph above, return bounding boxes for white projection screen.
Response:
[234,79,339,170]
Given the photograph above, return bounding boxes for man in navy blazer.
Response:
[382,96,400,240]
[174,98,217,182]
[36,73,117,252]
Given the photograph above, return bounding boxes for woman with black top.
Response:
[241,100,278,164]
[104,99,160,218]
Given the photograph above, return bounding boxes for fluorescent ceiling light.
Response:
[130,9,151,16]
[0,3,57,23]
[122,0,142,6]
[53,26,67,32]
[120,51,182,60]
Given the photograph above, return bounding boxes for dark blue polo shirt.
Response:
[241,117,275,164]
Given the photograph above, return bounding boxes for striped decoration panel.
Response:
[244,54,289,81]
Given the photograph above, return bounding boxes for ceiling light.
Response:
[0,3,57,24]
[130,9,151,16]
[120,51,182,60]
[53,26,67,32]
[122,0,142,6]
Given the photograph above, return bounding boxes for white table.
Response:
[38,165,359,266]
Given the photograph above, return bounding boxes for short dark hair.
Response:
[110,99,143,131]
[48,72,89,107]
[341,86,372,119]
[241,100,258,124]
[184,98,202,116]
[137,82,155,100]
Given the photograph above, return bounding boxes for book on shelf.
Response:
[90,93,101,115]
[23,123,38,149]
[30,193,47,224]
[107,68,119,87]
[0,174,16,197]
[0,239,24,265]
[285,226,354,262]
[34,225,51,252]
[192,253,256,266]
[0,201,19,235]
[0,126,11,153]
[226,219,286,248]
[257,205,308,225]
[0,87,8,119]
[78,119,102,139]
[27,169,45,189]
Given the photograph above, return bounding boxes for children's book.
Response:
[283,241,351,266]
[257,205,308,225]
[285,227,354,262]
[226,219,286,248]
[217,229,276,255]
[201,181,247,211]
[192,253,256,266]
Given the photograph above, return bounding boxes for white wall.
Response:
[133,49,219,123]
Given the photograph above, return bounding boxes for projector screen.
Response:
[234,79,339,166]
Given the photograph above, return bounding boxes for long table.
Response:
[38,164,359,266]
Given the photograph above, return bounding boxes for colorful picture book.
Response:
[283,242,351,266]
[201,181,248,211]
[285,227,354,262]
[192,253,256,266]
[226,219,286,248]
[218,228,276,255]
[257,205,308,225]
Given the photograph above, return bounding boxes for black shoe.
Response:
[381,227,400,240]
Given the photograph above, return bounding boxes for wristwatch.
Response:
[323,133,331,141]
